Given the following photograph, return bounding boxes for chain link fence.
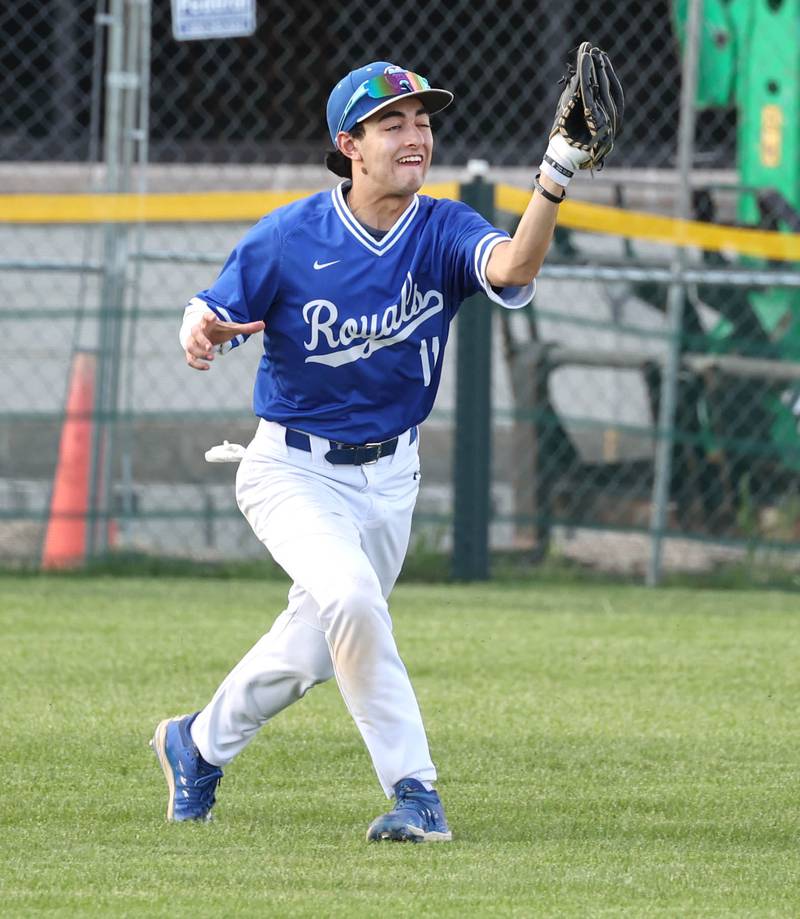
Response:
[2,0,799,580]
[2,0,718,167]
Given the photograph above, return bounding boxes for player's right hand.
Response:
[185,312,265,371]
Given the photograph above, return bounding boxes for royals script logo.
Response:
[302,272,443,367]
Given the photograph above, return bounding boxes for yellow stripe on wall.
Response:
[495,183,800,262]
[0,189,304,223]
[0,182,460,225]
[3,180,797,263]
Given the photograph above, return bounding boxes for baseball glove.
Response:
[549,42,624,171]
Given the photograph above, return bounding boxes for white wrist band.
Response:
[539,156,573,187]
[539,134,587,187]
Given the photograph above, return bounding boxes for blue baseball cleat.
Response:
[366,778,452,842]
[150,712,223,822]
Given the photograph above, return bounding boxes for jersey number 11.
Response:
[419,337,440,387]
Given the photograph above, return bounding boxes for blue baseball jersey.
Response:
[193,181,535,443]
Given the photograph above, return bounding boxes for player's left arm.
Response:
[485,175,562,288]
[487,42,623,289]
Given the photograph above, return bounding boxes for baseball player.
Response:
[152,55,620,842]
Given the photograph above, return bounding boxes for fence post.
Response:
[88,0,148,558]
[452,165,494,580]
[646,0,703,586]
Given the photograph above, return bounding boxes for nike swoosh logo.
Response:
[313,259,341,270]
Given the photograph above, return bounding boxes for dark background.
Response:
[1,0,735,167]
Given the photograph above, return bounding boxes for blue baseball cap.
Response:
[326,62,453,144]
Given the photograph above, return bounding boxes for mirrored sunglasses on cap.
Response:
[336,70,431,135]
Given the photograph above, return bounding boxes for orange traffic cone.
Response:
[41,352,97,569]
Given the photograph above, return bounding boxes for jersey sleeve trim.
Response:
[473,233,536,310]
[209,303,245,348]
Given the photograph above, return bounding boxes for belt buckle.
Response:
[362,442,383,465]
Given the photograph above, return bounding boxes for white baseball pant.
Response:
[190,419,437,796]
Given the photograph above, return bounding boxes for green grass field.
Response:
[1,576,798,917]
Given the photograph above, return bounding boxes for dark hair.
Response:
[324,122,365,178]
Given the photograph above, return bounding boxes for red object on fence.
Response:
[41,352,97,569]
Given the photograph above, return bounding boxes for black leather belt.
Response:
[285,426,417,465]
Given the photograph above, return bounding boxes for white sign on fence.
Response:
[171,0,256,41]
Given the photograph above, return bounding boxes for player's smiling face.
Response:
[351,96,433,195]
